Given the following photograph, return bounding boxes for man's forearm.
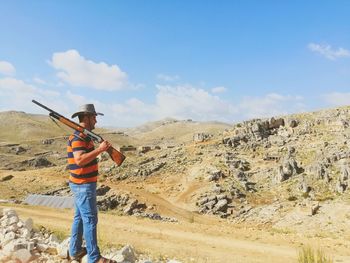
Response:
[74,148,102,166]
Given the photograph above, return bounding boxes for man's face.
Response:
[83,114,97,130]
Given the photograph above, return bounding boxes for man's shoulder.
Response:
[69,132,86,142]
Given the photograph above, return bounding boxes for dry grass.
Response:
[298,246,333,263]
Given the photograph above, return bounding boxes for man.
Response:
[67,104,115,263]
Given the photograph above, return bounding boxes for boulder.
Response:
[207,169,225,182]
[193,133,213,142]
[12,248,32,263]
[57,237,70,259]
[214,199,228,212]
[269,117,285,129]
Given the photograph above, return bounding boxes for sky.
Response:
[0,1,350,127]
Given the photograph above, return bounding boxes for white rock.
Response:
[13,248,32,263]
[57,237,70,259]
[24,218,33,232]
[12,238,30,250]
[27,241,35,251]
[8,215,19,225]
[111,254,125,262]
[48,233,59,243]
[0,248,11,257]
[3,208,17,218]
[3,231,16,245]
[7,224,18,232]
[20,228,31,239]
[32,231,44,240]
[0,251,10,262]
[118,245,136,263]
[17,220,24,228]
[3,239,17,253]
[1,217,10,227]
[37,242,49,252]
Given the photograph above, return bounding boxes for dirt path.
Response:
[2,171,350,262]
[114,182,212,224]
[4,204,349,263]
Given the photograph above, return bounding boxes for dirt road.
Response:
[4,204,347,263]
[1,168,350,262]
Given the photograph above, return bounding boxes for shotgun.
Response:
[32,99,126,166]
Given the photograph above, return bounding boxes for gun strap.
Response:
[49,115,94,143]
[73,133,88,142]
[49,116,61,128]
[49,116,72,138]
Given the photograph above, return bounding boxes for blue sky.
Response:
[0,1,350,127]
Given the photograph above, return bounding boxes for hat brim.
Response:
[71,112,104,118]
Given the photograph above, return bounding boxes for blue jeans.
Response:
[69,182,100,263]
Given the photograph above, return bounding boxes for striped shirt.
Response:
[67,130,98,184]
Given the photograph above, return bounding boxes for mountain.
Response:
[124,118,232,145]
[0,111,68,143]
[1,106,350,262]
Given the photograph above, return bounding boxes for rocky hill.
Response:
[1,106,350,262]
[1,107,350,218]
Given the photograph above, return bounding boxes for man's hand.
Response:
[73,140,111,166]
[98,140,111,153]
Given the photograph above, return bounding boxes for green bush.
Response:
[298,246,333,263]
[287,195,298,201]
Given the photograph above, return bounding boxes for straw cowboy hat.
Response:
[71,104,104,118]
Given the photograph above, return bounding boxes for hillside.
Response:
[124,118,231,145]
[1,106,350,262]
[0,111,67,143]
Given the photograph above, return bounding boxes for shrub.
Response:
[287,195,298,201]
[298,246,333,263]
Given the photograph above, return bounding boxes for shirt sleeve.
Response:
[71,136,87,153]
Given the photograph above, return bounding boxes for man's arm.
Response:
[73,140,111,166]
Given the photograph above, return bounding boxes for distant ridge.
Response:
[125,117,230,134]
[0,111,231,145]
[0,111,68,142]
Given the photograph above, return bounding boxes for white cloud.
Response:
[156,74,179,82]
[33,77,47,85]
[211,86,227,93]
[50,49,128,91]
[0,77,59,97]
[0,61,16,76]
[322,92,350,107]
[66,90,89,107]
[154,85,232,121]
[63,91,156,127]
[0,77,61,114]
[237,93,305,119]
[308,43,350,60]
[0,73,307,128]
[64,85,234,127]
[68,87,305,127]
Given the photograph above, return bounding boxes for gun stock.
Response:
[107,147,126,166]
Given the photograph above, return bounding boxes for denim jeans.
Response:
[69,182,100,263]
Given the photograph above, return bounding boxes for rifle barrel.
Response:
[32,100,60,116]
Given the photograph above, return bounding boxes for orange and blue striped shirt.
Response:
[67,130,98,184]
